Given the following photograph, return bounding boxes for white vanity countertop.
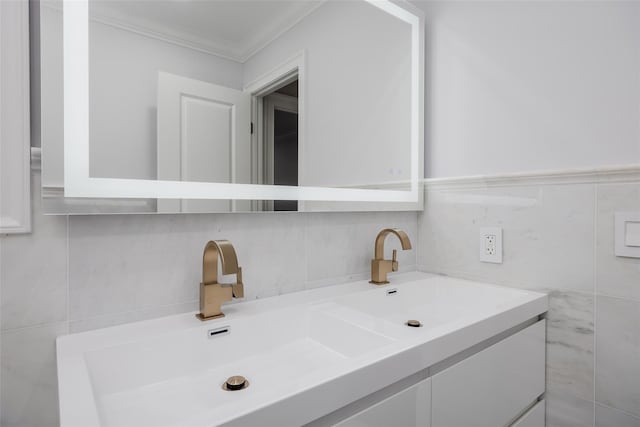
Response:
[57,272,548,427]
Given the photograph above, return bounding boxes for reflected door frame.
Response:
[262,92,298,211]
[245,51,305,212]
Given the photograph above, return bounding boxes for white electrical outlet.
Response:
[480,227,503,263]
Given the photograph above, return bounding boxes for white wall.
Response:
[245,0,413,188]
[40,5,243,185]
[0,170,418,426]
[89,21,243,181]
[417,1,640,178]
[414,3,640,426]
[8,3,640,427]
[43,1,416,191]
[418,172,640,427]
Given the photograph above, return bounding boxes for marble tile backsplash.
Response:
[0,172,418,426]
[595,296,640,418]
[596,183,640,301]
[418,184,596,293]
[418,178,640,427]
[545,290,594,403]
[3,171,640,427]
[0,185,68,331]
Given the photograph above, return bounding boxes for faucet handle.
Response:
[391,249,398,272]
[232,266,244,298]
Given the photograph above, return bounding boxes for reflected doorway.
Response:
[261,80,299,211]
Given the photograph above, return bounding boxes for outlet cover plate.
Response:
[480,227,503,264]
[615,212,640,258]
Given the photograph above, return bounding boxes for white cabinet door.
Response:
[513,400,545,427]
[334,378,431,427]
[157,72,250,213]
[432,321,546,427]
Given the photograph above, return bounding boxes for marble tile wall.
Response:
[593,183,640,427]
[0,172,418,426]
[418,177,640,427]
[3,170,639,427]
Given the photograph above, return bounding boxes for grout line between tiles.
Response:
[415,208,421,269]
[66,214,70,336]
[593,292,640,304]
[592,183,598,426]
[68,299,200,324]
[594,402,640,422]
[303,212,310,289]
[0,221,3,415]
[0,320,69,335]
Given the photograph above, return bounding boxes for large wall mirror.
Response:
[39,0,424,213]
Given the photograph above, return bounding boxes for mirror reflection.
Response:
[41,0,418,213]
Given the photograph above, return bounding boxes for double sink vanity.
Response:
[40,1,548,425]
[57,230,548,427]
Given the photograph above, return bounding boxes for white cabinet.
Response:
[431,321,546,427]
[334,378,431,427]
[513,400,546,427]
[320,320,546,427]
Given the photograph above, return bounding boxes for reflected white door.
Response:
[157,72,250,213]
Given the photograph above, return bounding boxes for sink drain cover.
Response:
[223,375,249,391]
[406,319,422,328]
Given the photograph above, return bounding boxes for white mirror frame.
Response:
[63,0,423,204]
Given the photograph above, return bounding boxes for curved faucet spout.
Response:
[373,228,412,260]
[370,228,412,285]
[198,240,244,321]
[203,240,239,284]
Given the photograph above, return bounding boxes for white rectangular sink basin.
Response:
[332,277,538,331]
[57,272,547,427]
[70,307,392,427]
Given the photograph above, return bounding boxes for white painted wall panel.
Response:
[416,1,640,178]
[0,0,31,233]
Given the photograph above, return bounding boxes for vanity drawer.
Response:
[512,400,545,427]
[333,378,431,427]
[431,320,546,427]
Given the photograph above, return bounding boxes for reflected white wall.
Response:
[89,21,243,180]
[245,1,412,188]
[40,5,243,185]
[41,1,414,191]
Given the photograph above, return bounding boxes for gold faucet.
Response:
[197,240,244,321]
[370,228,412,285]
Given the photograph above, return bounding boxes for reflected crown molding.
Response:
[44,1,325,63]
